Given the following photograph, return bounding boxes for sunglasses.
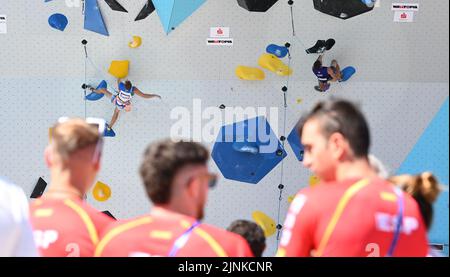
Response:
[187,173,218,189]
[56,117,105,163]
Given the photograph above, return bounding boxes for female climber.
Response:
[312,54,343,92]
[87,78,161,136]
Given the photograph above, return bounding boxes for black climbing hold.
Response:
[276,224,283,229]
[313,0,374,20]
[237,0,279,12]
[282,86,288,92]
[219,104,226,110]
[285,42,291,48]
[104,0,128,13]
[278,184,284,190]
[30,177,47,199]
[288,0,294,5]
[276,149,283,156]
[135,0,156,21]
[81,39,88,45]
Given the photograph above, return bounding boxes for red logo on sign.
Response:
[401,13,407,19]
[217,28,223,35]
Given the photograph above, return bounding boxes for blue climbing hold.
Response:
[212,116,287,184]
[84,0,109,36]
[85,80,107,101]
[104,123,116,137]
[266,44,288,58]
[287,125,304,161]
[152,0,207,34]
[340,66,356,82]
[232,142,259,154]
[361,0,376,8]
[48,13,68,31]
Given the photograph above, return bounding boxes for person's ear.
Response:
[328,132,347,160]
[186,177,200,199]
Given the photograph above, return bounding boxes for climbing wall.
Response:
[0,0,448,256]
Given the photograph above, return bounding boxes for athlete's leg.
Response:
[319,81,328,91]
[109,107,120,129]
[92,88,114,99]
[331,60,342,80]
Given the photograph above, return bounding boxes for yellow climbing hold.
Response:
[108,60,130,79]
[128,36,142,48]
[92,181,111,202]
[258,53,293,76]
[235,66,265,80]
[296,98,303,104]
[309,175,320,187]
[252,211,276,238]
[288,195,295,203]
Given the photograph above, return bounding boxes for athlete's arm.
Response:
[133,88,161,99]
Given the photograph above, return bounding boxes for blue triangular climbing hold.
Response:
[84,0,109,36]
[152,0,207,34]
[397,98,449,184]
[396,98,449,255]
[287,125,304,162]
[104,123,116,137]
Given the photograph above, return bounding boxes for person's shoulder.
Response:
[0,177,29,207]
[101,215,153,237]
[199,223,252,254]
[0,177,25,197]
[200,223,244,242]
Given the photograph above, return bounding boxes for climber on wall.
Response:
[87,78,161,137]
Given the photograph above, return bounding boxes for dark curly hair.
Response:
[227,220,266,257]
[139,139,209,204]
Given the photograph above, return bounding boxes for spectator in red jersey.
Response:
[277,99,428,257]
[30,118,113,257]
[95,139,253,257]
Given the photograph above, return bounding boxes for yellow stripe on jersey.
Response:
[276,248,286,257]
[34,208,54,217]
[150,231,173,240]
[315,179,370,257]
[64,199,99,246]
[380,192,397,202]
[178,220,228,257]
[95,217,153,257]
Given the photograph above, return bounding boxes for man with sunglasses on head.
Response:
[95,139,253,257]
[29,118,114,257]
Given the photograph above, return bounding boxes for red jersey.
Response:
[95,207,254,257]
[277,178,428,257]
[30,197,113,257]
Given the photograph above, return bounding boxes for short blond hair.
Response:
[51,118,100,161]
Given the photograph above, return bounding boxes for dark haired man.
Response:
[95,140,253,257]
